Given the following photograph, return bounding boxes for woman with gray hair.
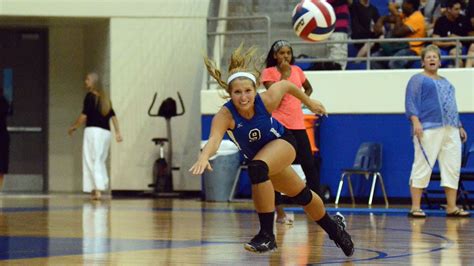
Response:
[405,45,469,218]
[69,72,123,200]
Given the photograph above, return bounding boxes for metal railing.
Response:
[291,36,474,70]
[207,16,271,90]
[206,15,474,88]
[207,16,271,44]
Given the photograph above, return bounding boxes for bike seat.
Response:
[152,138,168,145]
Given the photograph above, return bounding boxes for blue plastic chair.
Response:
[459,143,474,209]
[335,142,389,206]
[424,142,474,209]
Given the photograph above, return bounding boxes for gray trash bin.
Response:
[202,140,240,202]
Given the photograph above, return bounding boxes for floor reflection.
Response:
[82,201,111,259]
[0,196,471,264]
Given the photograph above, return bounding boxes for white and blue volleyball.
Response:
[292,0,336,42]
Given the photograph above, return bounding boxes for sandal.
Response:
[407,209,426,218]
[446,208,471,217]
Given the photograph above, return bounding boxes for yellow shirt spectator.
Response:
[403,10,426,55]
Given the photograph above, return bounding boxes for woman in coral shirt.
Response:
[261,40,325,224]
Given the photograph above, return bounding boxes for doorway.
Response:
[0,28,48,192]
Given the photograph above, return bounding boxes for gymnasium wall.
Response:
[2,0,473,195]
[108,17,207,190]
[48,26,86,192]
[48,21,112,192]
[201,69,474,199]
[0,0,208,17]
[1,0,210,192]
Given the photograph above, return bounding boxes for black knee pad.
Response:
[248,160,269,185]
[289,186,313,206]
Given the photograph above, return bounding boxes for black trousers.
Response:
[0,131,9,173]
[275,129,321,205]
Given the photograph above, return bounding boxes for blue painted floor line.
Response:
[285,207,472,217]
[0,205,471,218]
[0,236,240,260]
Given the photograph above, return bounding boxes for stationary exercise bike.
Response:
[148,92,185,196]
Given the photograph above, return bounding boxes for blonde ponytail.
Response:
[204,43,263,96]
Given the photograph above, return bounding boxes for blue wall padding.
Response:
[202,113,474,199]
[319,114,413,198]
[202,115,230,140]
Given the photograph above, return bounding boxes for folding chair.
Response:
[335,142,389,206]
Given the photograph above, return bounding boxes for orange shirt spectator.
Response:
[403,10,426,54]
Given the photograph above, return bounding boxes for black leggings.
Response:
[275,129,320,205]
[0,131,9,173]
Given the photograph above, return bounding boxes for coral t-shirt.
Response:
[260,65,307,130]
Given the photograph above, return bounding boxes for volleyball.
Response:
[292,0,336,42]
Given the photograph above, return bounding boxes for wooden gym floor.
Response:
[0,195,472,265]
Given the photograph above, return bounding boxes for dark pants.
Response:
[371,48,417,69]
[0,131,9,173]
[275,129,321,205]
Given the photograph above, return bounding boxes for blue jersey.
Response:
[224,94,285,159]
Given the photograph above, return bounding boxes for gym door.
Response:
[0,28,48,192]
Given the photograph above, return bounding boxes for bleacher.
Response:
[207,0,473,73]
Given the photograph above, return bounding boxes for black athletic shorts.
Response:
[280,128,298,152]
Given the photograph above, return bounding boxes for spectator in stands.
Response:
[420,0,443,35]
[261,40,321,225]
[464,0,474,67]
[371,0,426,69]
[405,44,469,218]
[350,0,382,59]
[467,0,474,27]
[467,48,474,67]
[327,0,351,70]
[432,0,474,67]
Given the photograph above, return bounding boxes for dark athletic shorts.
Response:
[280,128,298,152]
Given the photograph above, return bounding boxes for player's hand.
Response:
[307,99,327,117]
[189,158,213,175]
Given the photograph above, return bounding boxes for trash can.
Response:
[303,109,319,154]
[201,140,240,201]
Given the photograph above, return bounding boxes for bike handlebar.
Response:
[176,92,185,116]
[148,92,185,117]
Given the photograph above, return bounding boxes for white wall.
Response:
[48,26,85,192]
[305,69,474,113]
[201,69,474,114]
[84,22,110,88]
[0,0,207,17]
[2,0,210,192]
[109,17,206,190]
